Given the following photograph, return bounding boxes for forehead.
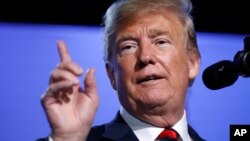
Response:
[115,10,184,40]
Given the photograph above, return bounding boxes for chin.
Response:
[137,95,167,108]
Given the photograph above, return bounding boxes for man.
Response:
[39,0,205,140]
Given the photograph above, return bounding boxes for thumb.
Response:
[84,68,98,97]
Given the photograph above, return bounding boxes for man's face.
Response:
[106,12,199,114]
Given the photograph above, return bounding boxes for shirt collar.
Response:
[120,107,192,141]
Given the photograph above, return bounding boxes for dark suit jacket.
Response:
[37,112,205,141]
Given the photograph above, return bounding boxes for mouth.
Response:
[136,74,164,84]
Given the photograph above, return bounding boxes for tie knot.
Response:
[156,128,180,141]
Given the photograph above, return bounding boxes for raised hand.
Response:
[41,40,99,141]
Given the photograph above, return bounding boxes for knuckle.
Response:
[47,84,56,93]
[57,62,71,69]
[49,69,60,84]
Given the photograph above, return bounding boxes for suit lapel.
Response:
[188,125,205,141]
[100,112,205,141]
[102,112,139,141]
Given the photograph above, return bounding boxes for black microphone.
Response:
[202,36,250,90]
[202,60,239,90]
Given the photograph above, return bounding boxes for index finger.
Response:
[57,40,72,62]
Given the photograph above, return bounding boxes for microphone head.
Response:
[202,60,239,90]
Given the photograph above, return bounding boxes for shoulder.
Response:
[86,112,134,141]
[87,124,106,141]
[35,138,49,141]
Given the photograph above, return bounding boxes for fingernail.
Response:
[86,67,95,76]
[86,68,90,74]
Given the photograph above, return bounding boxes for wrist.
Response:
[51,132,86,141]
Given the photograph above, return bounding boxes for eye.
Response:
[119,41,138,55]
[157,40,167,44]
[121,44,133,51]
[154,38,171,48]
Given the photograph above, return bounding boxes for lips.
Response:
[136,74,164,84]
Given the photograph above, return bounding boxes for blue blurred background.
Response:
[0,22,249,141]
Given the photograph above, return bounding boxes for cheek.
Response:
[115,56,136,86]
[162,50,190,85]
[115,57,139,106]
[172,54,190,88]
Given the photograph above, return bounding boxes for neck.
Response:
[125,104,185,128]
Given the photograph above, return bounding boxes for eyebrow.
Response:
[115,29,172,45]
[116,35,140,46]
[147,29,171,39]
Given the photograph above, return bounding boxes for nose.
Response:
[137,43,156,68]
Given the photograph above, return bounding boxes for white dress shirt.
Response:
[120,107,193,141]
[49,107,192,141]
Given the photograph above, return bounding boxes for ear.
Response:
[188,51,200,80]
[105,62,117,90]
